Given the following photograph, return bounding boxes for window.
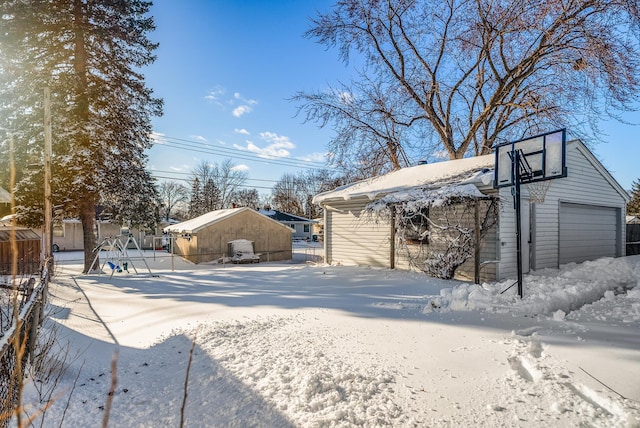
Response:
[399,207,429,244]
[289,223,295,229]
[53,221,64,237]
[303,224,310,233]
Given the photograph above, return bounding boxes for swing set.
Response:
[88,234,153,278]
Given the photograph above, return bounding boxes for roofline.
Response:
[569,139,630,202]
[165,207,294,234]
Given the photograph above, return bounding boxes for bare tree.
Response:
[158,181,188,221]
[190,159,248,214]
[271,173,304,216]
[296,0,640,172]
[232,189,261,209]
[271,169,344,218]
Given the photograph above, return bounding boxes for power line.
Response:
[151,169,280,183]
[151,174,275,191]
[153,134,333,170]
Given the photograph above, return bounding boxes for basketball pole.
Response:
[512,150,524,298]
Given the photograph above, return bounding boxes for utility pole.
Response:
[44,87,53,259]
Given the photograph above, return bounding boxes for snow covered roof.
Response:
[258,209,316,223]
[164,207,250,234]
[313,154,495,204]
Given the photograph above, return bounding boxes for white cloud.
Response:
[231,93,258,117]
[297,152,327,163]
[205,86,226,101]
[233,105,253,117]
[151,132,165,144]
[233,132,296,159]
[190,135,208,143]
[232,164,250,172]
[234,128,250,135]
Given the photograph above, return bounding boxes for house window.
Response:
[399,207,429,244]
[53,221,64,237]
[289,224,295,229]
[303,224,310,233]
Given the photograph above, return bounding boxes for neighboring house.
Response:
[0,226,41,277]
[164,207,293,264]
[258,209,316,241]
[314,140,628,282]
[51,219,164,251]
[0,186,11,217]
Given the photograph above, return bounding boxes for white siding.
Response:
[496,190,526,280]
[498,141,627,280]
[325,198,391,267]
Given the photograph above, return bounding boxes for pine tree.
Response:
[189,178,204,218]
[628,179,640,215]
[202,178,220,212]
[0,0,162,272]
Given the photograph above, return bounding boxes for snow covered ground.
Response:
[16,243,640,427]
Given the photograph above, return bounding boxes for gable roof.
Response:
[313,140,629,206]
[164,207,292,234]
[313,154,494,204]
[571,140,630,202]
[258,209,315,223]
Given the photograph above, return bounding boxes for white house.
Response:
[313,140,628,282]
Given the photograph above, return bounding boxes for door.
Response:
[559,202,619,265]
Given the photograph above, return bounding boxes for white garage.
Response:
[559,203,622,265]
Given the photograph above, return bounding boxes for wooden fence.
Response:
[627,224,640,256]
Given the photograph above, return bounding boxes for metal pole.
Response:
[43,87,53,259]
[513,151,524,298]
[390,207,395,269]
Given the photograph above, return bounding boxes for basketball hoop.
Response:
[525,180,551,204]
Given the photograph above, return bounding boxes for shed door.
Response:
[559,203,619,265]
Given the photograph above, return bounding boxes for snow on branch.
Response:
[365,184,497,280]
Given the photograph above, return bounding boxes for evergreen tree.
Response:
[189,177,204,218]
[0,0,162,272]
[628,179,640,215]
[202,178,220,212]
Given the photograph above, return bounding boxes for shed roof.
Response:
[313,154,494,204]
[164,207,292,234]
[0,227,40,242]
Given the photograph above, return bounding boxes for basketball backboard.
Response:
[494,129,566,188]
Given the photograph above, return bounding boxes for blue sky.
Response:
[145,0,638,193]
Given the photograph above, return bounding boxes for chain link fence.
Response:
[0,260,50,427]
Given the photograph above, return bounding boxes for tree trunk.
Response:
[80,197,98,273]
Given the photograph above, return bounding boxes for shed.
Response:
[314,140,628,282]
[0,226,41,276]
[164,207,293,264]
[258,210,316,241]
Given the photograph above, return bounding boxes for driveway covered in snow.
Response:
[25,250,640,427]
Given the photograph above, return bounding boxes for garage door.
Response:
[559,203,620,265]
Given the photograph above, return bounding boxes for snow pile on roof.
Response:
[164,207,247,233]
[367,183,487,213]
[313,155,494,204]
[423,256,640,317]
